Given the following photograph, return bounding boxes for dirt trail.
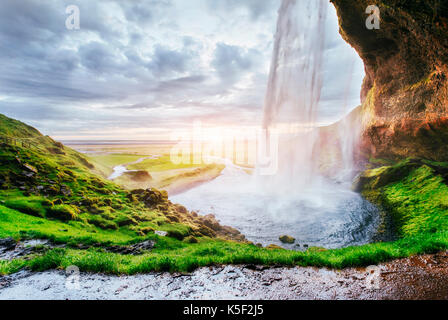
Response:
[1,252,447,300]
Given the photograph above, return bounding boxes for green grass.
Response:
[3,231,448,275]
[158,164,225,189]
[127,155,202,172]
[375,165,448,237]
[3,156,448,275]
[0,205,137,245]
[2,113,448,276]
[360,159,448,235]
[88,154,146,168]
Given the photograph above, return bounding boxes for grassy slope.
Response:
[358,158,448,251]
[1,114,448,275]
[2,202,447,275]
[0,114,235,258]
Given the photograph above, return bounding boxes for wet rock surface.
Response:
[1,252,447,300]
[103,240,155,255]
[331,1,448,161]
[0,238,156,259]
[0,239,49,260]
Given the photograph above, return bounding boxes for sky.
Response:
[0,0,364,140]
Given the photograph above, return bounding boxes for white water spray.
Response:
[262,0,328,191]
[172,0,380,249]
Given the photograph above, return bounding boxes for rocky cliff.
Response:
[331,0,448,161]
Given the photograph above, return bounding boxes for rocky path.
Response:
[1,252,448,300]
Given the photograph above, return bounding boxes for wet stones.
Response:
[0,239,49,260]
[201,214,221,231]
[155,230,168,237]
[105,240,155,255]
[0,237,17,252]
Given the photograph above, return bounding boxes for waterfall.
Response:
[261,0,328,191]
[173,0,379,249]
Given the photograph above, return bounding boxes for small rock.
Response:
[155,230,168,237]
[22,163,38,174]
[266,244,284,250]
[279,235,296,244]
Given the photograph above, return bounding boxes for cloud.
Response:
[0,0,364,139]
[147,45,193,77]
[206,0,280,21]
[212,43,261,84]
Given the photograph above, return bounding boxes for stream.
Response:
[108,156,159,180]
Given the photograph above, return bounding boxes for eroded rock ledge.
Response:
[331,0,448,161]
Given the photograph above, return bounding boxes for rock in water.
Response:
[279,235,295,244]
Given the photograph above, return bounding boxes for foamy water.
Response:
[172,162,380,249]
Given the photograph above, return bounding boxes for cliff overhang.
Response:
[331,0,448,161]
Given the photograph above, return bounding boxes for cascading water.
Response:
[261,0,327,192]
[172,0,381,249]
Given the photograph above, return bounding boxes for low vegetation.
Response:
[1,114,448,275]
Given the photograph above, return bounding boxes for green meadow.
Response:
[1,113,448,275]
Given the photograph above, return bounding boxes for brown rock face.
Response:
[331,0,448,160]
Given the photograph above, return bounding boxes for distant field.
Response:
[67,142,225,195]
[89,154,148,168]
[68,143,175,156]
[127,155,202,172]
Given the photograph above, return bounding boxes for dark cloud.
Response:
[79,41,122,74]
[147,45,193,77]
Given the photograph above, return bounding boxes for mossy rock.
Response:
[266,244,284,250]
[167,229,186,240]
[87,216,118,230]
[46,204,79,221]
[166,215,180,223]
[279,235,295,244]
[193,225,216,238]
[353,158,423,192]
[4,200,45,218]
[140,227,155,235]
[116,216,139,227]
[183,236,199,244]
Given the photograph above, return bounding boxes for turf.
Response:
[2,113,448,275]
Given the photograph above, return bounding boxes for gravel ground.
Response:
[1,251,448,300]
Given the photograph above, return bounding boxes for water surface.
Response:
[172,163,380,249]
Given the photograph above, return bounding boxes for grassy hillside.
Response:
[355,158,448,249]
[1,114,448,275]
[0,114,245,246]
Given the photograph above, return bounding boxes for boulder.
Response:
[279,235,295,244]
